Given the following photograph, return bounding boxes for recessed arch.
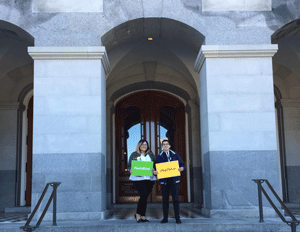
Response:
[0,20,34,102]
[103,17,204,99]
[105,17,203,206]
[272,18,300,204]
[15,84,34,207]
[0,20,34,44]
[101,17,205,54]
[111,81,191,106]
[0,20,34,210]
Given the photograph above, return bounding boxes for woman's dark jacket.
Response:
[128,151,156,170]
[155,149,185,185]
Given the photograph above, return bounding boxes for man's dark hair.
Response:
[162,139,169,145]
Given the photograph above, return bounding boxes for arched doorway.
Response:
[104,17,203,207]
[272,19,300,205]
[0,20,33,211]
[19,88,34,207]
[115,90,188,203]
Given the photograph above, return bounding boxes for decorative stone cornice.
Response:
[28,46,110,74]
[194,44,278,73]
[0,102,21,111]
[281,99,300,107]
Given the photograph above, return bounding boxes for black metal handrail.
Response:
[253,179,300,232]
[20,182,61,232]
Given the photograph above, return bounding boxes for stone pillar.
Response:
[281,99,300,203]
[106,100,114,207]
[194,44,280,218]
[28,47,110,221]
[187,99,202,205]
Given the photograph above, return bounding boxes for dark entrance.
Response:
[115,90,187,203]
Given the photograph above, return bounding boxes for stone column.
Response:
[187,99,202,205]
[106,100,114,207]
[194,45,279,218]
[28,47,110,221]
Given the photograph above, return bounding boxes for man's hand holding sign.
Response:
[155,161,184,179]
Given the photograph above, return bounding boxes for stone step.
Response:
[1,218,295,232]
[4,207,31,213]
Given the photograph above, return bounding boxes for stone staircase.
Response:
[0,218,295,232]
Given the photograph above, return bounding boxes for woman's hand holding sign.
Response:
[152,170,158,175]
[178,167,184,172]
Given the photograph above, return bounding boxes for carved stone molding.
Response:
[28,46,110,74]
[194,44,278,73]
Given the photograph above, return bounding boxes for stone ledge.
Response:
[202,207,279,219]
[28,46,110,74]
[31,210,109,222]
[5,206,31,213]
[194,44,278,73]
[202,0,271,12]
[32,0,104,13]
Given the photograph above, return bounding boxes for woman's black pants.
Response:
[132,180,155,216]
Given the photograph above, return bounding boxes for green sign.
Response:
[131,161,153,176]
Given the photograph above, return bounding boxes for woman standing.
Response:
[128,139,156,223]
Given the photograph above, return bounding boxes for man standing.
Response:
[154,139,185,224]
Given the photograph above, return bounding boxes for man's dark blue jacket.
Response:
[155,149,185,185]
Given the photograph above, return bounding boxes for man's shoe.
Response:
[160,218,168,223]
[176,219,182,224]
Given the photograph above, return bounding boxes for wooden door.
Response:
[115,91,187,203]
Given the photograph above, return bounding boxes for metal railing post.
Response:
[291,222,297,232]
[257,180,264,223]
[253,179,300,232]
[51,182,61,226]
[20,182,61,231]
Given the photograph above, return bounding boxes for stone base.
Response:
[201,207,279,219]
[32,210,109,222]
[5,206,31,213]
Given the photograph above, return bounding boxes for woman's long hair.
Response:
[135,139,150,155]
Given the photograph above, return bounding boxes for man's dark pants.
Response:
[161,178,180,220]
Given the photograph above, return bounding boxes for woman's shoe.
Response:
[141,219,149,222]
[134,214,142,223]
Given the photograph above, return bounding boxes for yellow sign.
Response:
[156,161,180,179]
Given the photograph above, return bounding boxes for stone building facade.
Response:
[0,0,300,220]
